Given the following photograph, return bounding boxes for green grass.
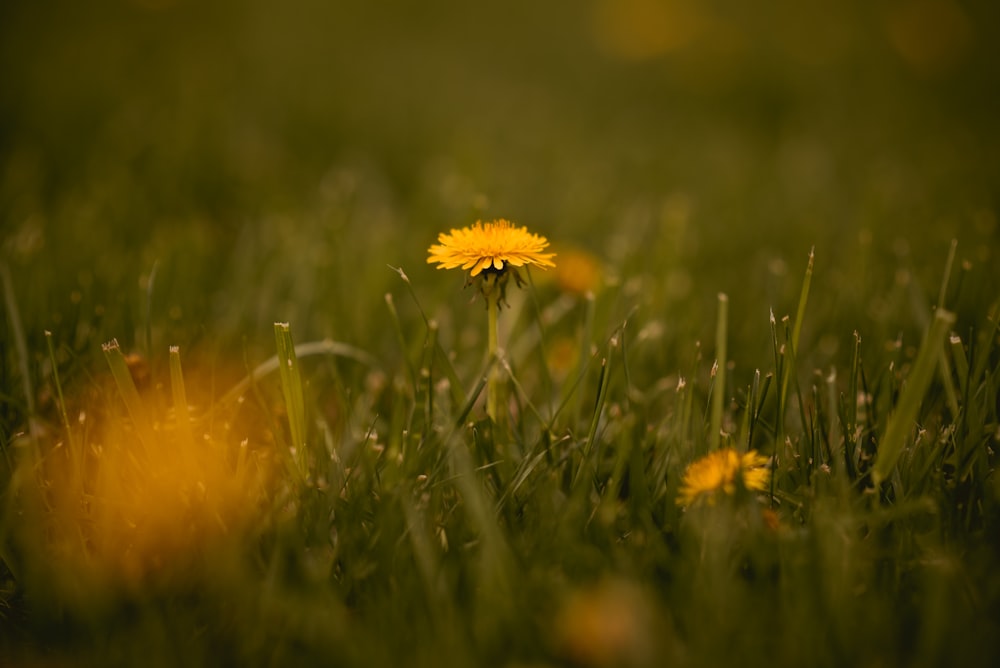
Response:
[2,1,1000,666]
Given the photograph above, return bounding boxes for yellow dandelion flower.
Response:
[427,218,555,424]
[676,448,770,507]
[427,218,556,277]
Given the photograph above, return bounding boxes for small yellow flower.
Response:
[676,448,770,507]
[427,219,556,277]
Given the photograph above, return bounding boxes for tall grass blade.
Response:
[274,322,307,476]
[385,292,418,391]
[709,292,728,451]
[575,356,610,489]
[44,331,75,451]
[1,260,39,446]
[936,238,958,310]
[872,308,956,486]
[169,345,195,445]
[769,308,785,454]
[103,339,156,451]
[949,335,969,398]
[934,241,962,419]
[574,327,621,490]
[46,330,82,493]
[779,249,813,424]
[571,292,597,426]
[144,259,159,358]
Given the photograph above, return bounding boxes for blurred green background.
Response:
[3,3,1000,665]
[2,0,999,368]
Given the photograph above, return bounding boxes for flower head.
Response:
[676,448,770,507]
[427,219,556,277]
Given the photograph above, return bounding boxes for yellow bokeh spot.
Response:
[555,579,659,667]
[885,0,973,76]
[590,0,708,61]
[551,247,604,296]
[13,374,273,600]
[85,421,269,584]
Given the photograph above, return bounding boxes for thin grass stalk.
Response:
[709,293,728,451]
[455,374,489,428]
[388,265,430,326]
[422,320,439,436]
[1,261,39,448]
[845,331,862,478]
[934,241,962,419]
[168,345,194,446]
[769,309,785,451]
[575,353,611,490]
[949,335,969,397]
[784,318,812,472]
[103,339,157,451]
[872,308,956,486]
[485,276,502,425]
[501,358,547,427]
[620,312,637,399]
[738,376,755,451]
[571,292,597,426]
[274,322,307,478]
[824,367,839,467]
[600,427,632,512]
[549,345,601,426]
[937,342,961,420]
[936,238,958,310]
[768,310,784,502]
[746,371,772,453]
[779,250,813,433]
[45,330,83,498]
[969,304,999,392]
[390,265,466,409]
[44,331,75,452]
[678,359,696,455]
[791,248,814,351]
[144,259,158,358]
[385,292,418,391]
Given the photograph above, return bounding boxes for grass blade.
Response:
[274,322,307,476]
[103,339,156,451]
[1,261,40,447]
[709,292,728,451]
[45,331,75,452]
[779,249,813,426]
[872,308,956,486]
[169,345,195,445]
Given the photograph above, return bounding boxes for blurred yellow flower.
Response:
[551,246,603,295]
[676,448,770,507]
[555,579,658,667]
[427,219,555,277]
[590,0,709,61]
[885,0,972,77]
[12,369,272,600]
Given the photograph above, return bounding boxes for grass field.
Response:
[2,1,1000,666]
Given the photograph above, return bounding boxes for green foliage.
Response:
[2,1,1000,666]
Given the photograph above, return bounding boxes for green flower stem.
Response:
[485,274,502,424]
